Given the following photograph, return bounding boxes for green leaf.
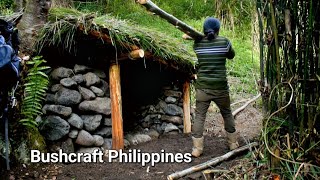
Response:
[20,56,50,129]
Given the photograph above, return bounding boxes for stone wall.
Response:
[39,64,187,153]
[124,86,186,146]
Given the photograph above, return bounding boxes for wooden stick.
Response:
[230,98,250,106]
[136,0,204,39]
[232,93,261,117]
[109,63,124,150]
[182,81,191,133]
[167,142,259,180]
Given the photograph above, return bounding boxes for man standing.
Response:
[191,17,239,157]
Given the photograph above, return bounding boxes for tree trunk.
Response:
[16,0,51,54]
[15,0,73,54]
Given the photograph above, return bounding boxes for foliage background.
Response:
[75,0,260,98]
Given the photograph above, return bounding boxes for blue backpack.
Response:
[0,35,20,90]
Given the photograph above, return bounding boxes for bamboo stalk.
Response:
[262,0,320,173]
[284,9,292,42]
[306,0,314,135]
[269,0,281,83]
[318,30,320,76]
[256,0,267,112]
[257,0,264,84]
[167,142,259,180]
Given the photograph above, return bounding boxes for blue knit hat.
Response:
[203,17,220,35]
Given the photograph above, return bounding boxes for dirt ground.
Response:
[2,104,262,180]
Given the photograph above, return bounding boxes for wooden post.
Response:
[182,81,191,133]
[109,63,124,150]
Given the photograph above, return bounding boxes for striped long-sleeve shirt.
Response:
[193,36,235,90]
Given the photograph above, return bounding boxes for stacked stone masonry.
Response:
[40,65,188,153]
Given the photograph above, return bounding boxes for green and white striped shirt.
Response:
[193,36,235,90]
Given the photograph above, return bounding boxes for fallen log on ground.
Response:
[167,142,259,180]
[232,93,261,117]
[136,0,204,39]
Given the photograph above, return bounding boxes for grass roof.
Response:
[35,8,196,74]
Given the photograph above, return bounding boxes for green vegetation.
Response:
[20,56,50,129]
[0,0,14,15]
[15,56,50,161]
[73,0,259,96]
[36,7,196,74]
[259,0,320,178]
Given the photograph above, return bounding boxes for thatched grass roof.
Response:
[35,8,196,75]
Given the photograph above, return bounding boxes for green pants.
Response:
[192,89,236,138]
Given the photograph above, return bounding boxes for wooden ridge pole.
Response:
[109,63,124,150]
[136,0,204,39]
[182,81,191,133]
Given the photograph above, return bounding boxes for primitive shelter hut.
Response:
[35,8,196,151]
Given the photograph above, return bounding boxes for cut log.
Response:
[167,142,259,180]
[129,49,145,60]
[109,63,124,150]
[232,93,261,117]
[136,0,204,39]
[182,81,191,133]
